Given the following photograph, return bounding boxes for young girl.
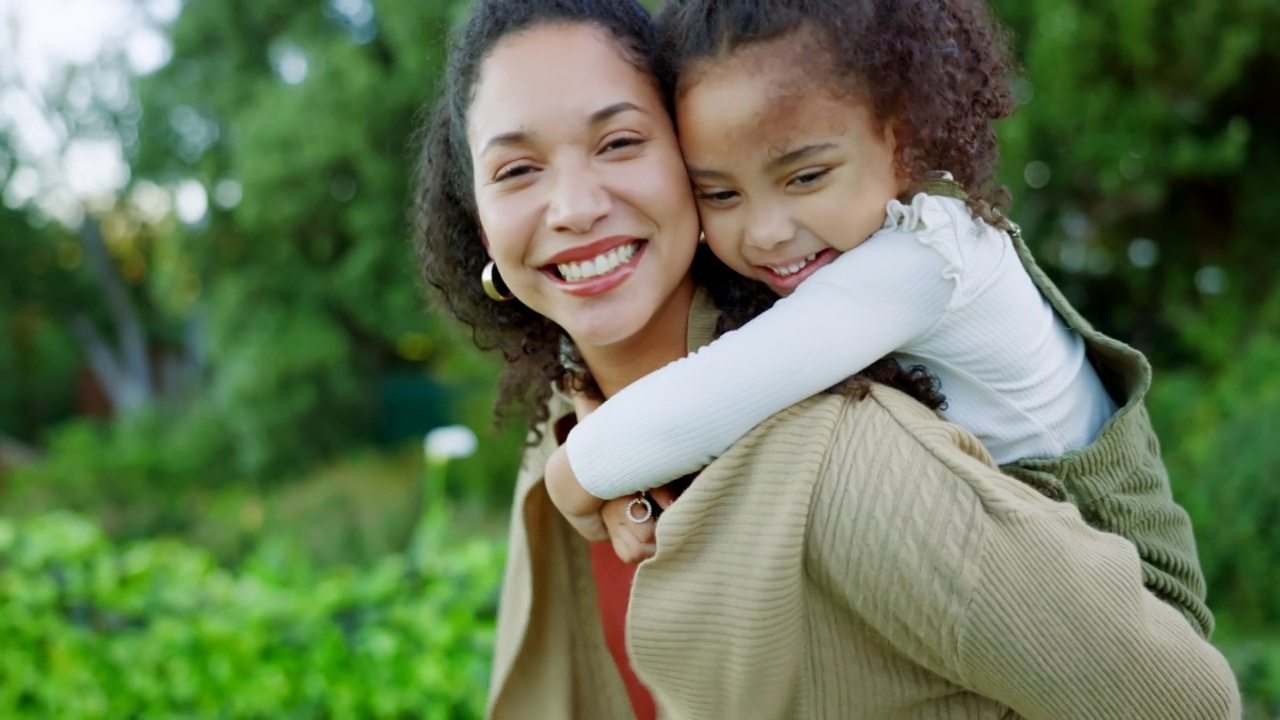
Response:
[545,0,1212,636]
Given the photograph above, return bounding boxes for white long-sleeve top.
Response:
[566,191,1118,499]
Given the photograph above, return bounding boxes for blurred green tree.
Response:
[126,0,482,479]
[991,0,1280,369]
[0,44,165,441]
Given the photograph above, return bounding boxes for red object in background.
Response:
[76,366,113,418]
[590,542,657,720]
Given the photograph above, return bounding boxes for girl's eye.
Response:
[791,168,831,187]
[495,164,537,182]
[695,189,739,205]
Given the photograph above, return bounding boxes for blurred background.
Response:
[0,0,1276,716]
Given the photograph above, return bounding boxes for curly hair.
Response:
[656,0,1019,226]
[413,0,945,438]
[411,0,668,434]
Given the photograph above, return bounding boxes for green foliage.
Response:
[0,207,88,442]
[3,406,237,536]
[0,511,504,718]
[121,0,475,478]
[991,0,1280,368]
[1215,630,1280,719]
[1146,330,1280,715]
[1148,330,1280,630]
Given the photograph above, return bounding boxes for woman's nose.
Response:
[545,165,612,234]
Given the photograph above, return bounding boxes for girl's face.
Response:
[468,23,700,350]
[676,35,904,295]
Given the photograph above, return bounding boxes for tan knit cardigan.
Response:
[485,291,1239,720]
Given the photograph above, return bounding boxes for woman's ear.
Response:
[480,228,490,251]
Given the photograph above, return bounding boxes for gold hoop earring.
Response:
[481,261,514,301]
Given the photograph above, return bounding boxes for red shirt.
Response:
[590,542,657,720]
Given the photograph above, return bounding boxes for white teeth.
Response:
[556,242,639,282]
[768,252,820,277]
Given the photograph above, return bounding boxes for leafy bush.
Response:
[2,404,239,540]
[0,511,504,719]
[1149,332,1280,629]
[1147,331,1280,716]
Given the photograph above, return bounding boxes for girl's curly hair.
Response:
[412,0,946,438]
[656,0,1020,226]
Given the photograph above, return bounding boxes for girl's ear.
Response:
[883,119,911,195]
[480,228,490,251]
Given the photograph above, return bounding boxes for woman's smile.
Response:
[540,236,648,297]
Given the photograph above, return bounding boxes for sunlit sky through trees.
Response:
[1,0,178,222]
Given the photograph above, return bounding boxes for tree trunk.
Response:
[71,217,153,414]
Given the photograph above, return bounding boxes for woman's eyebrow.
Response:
[479,102,646,158]
[588,101,646,126]
[480,131,532,158]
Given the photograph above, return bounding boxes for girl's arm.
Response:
[564,229,957,500]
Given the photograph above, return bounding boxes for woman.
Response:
[413,1,1239,718]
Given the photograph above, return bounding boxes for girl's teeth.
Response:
[771,253,820,277]
[557,242,638,282]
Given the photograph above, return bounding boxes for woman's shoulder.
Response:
[812,384,1066,518]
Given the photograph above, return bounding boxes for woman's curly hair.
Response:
[413,0,946,438]
[656,0,1020,226]
[411,0,668,435]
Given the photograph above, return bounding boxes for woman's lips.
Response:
[757,248,839,292]
[542,239,647,298]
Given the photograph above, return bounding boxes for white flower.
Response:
[423,425,478,460]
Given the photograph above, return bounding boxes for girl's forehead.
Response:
[677,52,857,151]
[679,33,846,116]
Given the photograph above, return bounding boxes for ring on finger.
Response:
[626,494,653,524]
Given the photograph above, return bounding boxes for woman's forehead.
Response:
[468,24,662,147]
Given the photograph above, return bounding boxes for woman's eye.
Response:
[791,169,831,187]
[495,164,536,182]
[601,136,644,153]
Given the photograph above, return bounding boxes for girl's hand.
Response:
[544,445,609,542]
[602,495,656,564]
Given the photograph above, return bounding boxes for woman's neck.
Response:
[577,275,697,399]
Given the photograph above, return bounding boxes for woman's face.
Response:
[676,35,904,295]
[468,23,700,349]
